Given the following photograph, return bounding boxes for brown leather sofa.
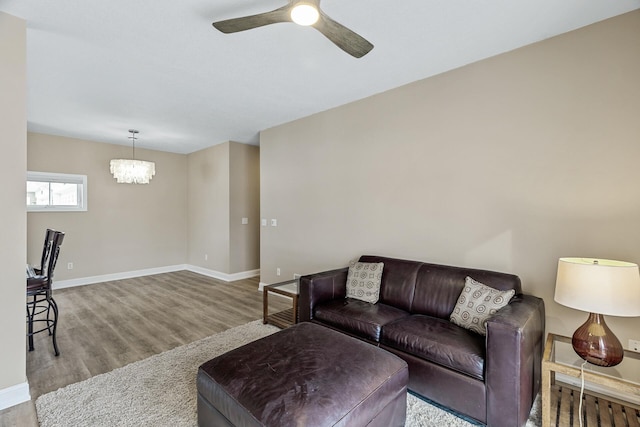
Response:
[299,255,545,427]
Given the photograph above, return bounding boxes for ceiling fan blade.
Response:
[313,10,373,58]
[212,4,292,33]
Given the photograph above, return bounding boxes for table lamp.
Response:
[554,257,640,367]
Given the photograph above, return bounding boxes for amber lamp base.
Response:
[572,312,624,367]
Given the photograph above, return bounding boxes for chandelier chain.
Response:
[128,129,139,160]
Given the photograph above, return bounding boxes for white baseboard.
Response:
[53,265,188,289]
[186,266,260,282]
[0,382,30,411]
[53,265,259,289]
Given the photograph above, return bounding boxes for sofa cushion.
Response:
[411,263,470,319]
[359,255,421,312]
[314,299,410,342]
[381,315,486,380]
[411,263,522,319]
[346,260,384,304]
[450,276,515,335]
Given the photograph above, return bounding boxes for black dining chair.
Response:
[26,230,65,356]
[34,228,57,275]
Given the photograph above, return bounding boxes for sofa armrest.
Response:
[298,267,349,322]
[485,295,545,427]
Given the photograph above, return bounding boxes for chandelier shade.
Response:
[109,159,156,184]
[110,129,156,184]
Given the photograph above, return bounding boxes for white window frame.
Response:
[27,171,88,212]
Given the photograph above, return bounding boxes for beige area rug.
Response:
[36,320,541,426]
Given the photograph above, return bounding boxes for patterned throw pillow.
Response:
[450,276,515,335]
[346,261,384,304]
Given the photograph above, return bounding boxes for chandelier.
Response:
[110,129,156,184]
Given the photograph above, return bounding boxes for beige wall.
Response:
[188,143,231,271]
[27,133,188,280]
[188,141,260,274]
[0,12,28,393]
[229,143,260,273]
[261,11,640,345]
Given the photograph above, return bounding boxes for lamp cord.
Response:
[578,360,587,427]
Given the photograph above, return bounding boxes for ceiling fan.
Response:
[212,0,374,58]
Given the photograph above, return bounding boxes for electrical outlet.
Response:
[630,339,640,352]
[276,268,281,276]
[205,254,208,261]
[67,262,73,270]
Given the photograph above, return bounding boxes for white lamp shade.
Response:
[555,257,640,317]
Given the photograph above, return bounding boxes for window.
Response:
[27,171,87,212]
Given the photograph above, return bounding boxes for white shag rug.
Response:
[36,321,541,426]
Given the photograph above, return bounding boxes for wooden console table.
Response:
[542,333,640,427]
[262,280,298,329]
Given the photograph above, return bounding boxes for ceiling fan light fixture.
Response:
[290,3,319,26]
[211,0,374,58]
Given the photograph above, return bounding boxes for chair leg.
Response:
[50,296,60,357]
[27,296,35,352]
[25,292,60,356]
[46,299,53,335]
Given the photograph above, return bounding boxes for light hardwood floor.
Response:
[0,271,288,427]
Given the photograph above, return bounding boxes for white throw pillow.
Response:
[450,276,515,335]
[346,261,384,304]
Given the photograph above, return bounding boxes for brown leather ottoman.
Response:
[197,322,408,427]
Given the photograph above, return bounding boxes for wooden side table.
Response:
[542,333,640,427]
[262,280,298,329]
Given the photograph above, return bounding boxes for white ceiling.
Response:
[1,0,639,154]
